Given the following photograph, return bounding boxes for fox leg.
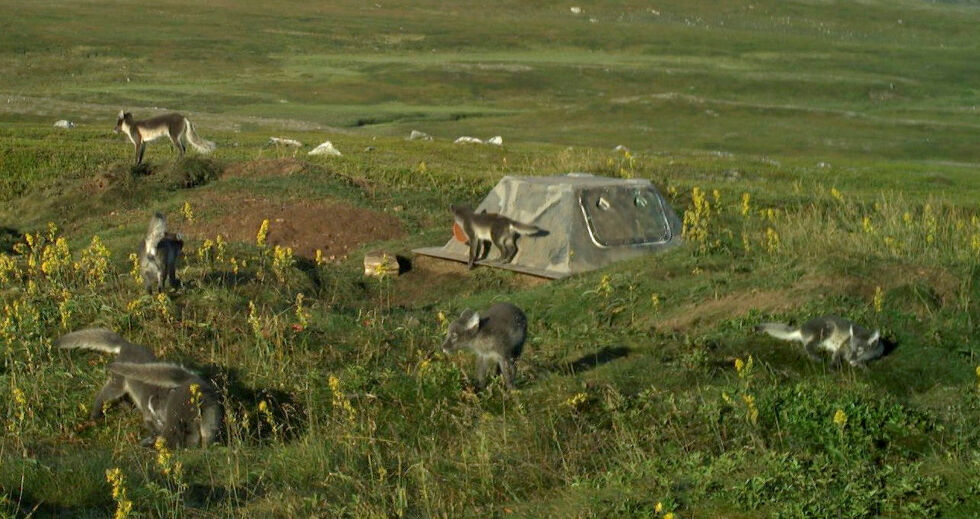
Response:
[501,235,518,263]
[830,348,846,369]
[169,131,186,158]
[479,240,493,261]
[802,338,822,362]
[166,256,180,290]
[467,239,477,269]
[475,357,491,389]
[136,140,146,166]
[132,139,141,165]
[490,234,508,262]
[156,264,166,292]
[90,376,128,420]
[499,358,517,389]
[141,271,154,294]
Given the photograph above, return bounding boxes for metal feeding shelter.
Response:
[413,174,683,279]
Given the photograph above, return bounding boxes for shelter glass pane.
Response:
[578,187,671,247]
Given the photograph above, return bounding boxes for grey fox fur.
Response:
[140,212,183,293]
[451,205,542,269]
[442,302,527,389]
[58,328,222,448]
[757,315,883,367]
[114,110,216,166]
[110,361,223,448]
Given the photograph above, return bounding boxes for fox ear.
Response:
[464,311,480,331]
[117,110,125,118]
[870,330,880,343]
[849,325,855,336]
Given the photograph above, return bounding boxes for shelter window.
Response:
[579,187,671,247]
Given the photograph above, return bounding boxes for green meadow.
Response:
[1,0,979,517]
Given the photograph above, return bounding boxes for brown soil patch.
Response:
[390,255,549,307]
[657,289,798,332]
[656,270,861,332]
[184,191,405,259]
[222,158,305,179]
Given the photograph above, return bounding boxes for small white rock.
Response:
[487,135,503,146]
[408,130,433,141]
[570,6,582,14]
[308,140,343,156]
[613,144,629,153]
[53,119,75,129]
[454,136,483,145]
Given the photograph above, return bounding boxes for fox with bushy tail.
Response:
[757,315,883,367]
[58,328,222,448]
[451,205,542,269]
[114,110,215,165]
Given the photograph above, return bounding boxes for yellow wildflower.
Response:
[181,201,194,222]
[563,392,589,410]
[872,286,884,313]
[830,187,844,203]
[833,409,847,428]
[256,219,270,248]
[105,468,133,519]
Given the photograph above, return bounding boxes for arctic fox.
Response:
[114,110,215,165]
[757,315,883,367]
[451,205,542,269]
[58,328,222,447]
[139,212,183,294]
[442,302,527,389]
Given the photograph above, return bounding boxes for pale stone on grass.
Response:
[308,140,342,156]
[364,251,400,278]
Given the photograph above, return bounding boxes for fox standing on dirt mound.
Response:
[114,110,216,166]
[140,212,183,293]
[451,205,542,269]
[442,302,527,389]
[757,315,884,367]
[58,328,223,447]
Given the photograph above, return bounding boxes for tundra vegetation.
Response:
[1,0,979,517]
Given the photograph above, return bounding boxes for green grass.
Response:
[2,0,980,517]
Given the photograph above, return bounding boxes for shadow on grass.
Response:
[1,489,106,518]
[201,365,307,444]
[561,345,632,374]
[199,270,258,288]
[879,336,900,358]
[0,226,21,253]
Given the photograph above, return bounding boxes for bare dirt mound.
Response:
[185,192,404,259]
[657,288,798,332]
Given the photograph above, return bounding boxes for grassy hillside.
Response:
[1,1,979,517]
